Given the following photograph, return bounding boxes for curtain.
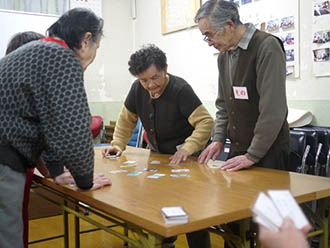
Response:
[0,0,69,15]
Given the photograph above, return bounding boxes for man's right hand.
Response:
[198,141,224,164]
[101,146,122,157]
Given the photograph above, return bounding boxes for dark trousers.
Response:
[163,229,211,248]
[224,141,289,247]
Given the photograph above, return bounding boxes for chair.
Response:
[308,126,330,176]
[91,116,103,139]
[128,118,143,147]
[292,127,318,175]
[289,130,307,172]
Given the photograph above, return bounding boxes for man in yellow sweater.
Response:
[102,44,214,167]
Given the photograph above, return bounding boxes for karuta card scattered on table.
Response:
[170,174,191,178]
[171,169,190,173]
[126,171,142,176]
[109,169,127,174]
[207,159,225,169]
[105,155,119,159]
[124,160,137,165]
[120,164,136,168]
[141,168,160,172]
[150,160,161,164]
[147,174,162,179]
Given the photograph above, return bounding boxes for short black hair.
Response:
[47,8,103,50]
[128,44,167,76]
[6,31,45,55]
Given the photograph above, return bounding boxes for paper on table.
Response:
[207,160,225,169]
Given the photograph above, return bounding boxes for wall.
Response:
[0,10,58,57]
[1,1,328,126]
[129,0,330,126]
[86,0,134,124]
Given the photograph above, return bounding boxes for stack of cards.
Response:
[161,206,189,224]
[252,190,309,231]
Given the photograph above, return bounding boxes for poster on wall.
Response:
[312,0,330,77]
[161,0,200,34]
[70,0,102,17]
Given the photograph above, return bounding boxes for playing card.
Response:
[170,174,191,178]
[120,164,136,168]
[124,160,137,165]
[207,160,225,169]
[126,171,142,176]
[109,169,127,174]
[150,160,161,164]
[171,169,190,173]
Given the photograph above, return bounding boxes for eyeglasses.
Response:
[203,30,218,43]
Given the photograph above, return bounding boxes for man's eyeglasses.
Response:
[203,30,218,43]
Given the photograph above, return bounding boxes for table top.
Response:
[34,146,330,237]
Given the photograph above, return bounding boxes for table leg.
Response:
[63,200,69,248]
[75,204,80,248]
[318,198,329,248]
[238,218,251,248]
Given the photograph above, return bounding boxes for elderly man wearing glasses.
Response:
[196,0,290,173]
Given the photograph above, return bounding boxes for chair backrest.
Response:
[289,130,306,172]
[127,118,142,147]
[292,128,318,167]
[91,116,103,139]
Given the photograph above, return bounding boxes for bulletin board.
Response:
[237,0,300,78]
[312,0,330,77]
[161,0,200,35]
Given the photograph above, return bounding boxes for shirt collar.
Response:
[237,23,256,50]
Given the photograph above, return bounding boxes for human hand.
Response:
[53,170,75,185]
[54,170,111,191]
[101,146,122,157]
[89,173,112,190]
[258,217,310,248]
[198,141,223,164]
[169,149,189,165]
[220,155,254,171]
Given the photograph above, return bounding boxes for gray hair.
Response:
[194,0,241,31]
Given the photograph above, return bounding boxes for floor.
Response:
[28,214,224,248]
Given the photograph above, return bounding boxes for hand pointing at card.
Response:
[169,149,189,165]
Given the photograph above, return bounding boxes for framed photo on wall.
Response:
[161,0,200,34]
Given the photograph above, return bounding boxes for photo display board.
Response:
[238,0,300,78]
[312,0,330,77]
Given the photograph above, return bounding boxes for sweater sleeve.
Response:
[245,36,288,163]
[182,104,214,155]
[37,46,94,189]
[111,106,139,151]
[213,56,229,143]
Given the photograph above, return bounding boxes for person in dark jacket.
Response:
[0,8,110,248]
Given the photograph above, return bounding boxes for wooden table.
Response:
[32,146,330,248]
